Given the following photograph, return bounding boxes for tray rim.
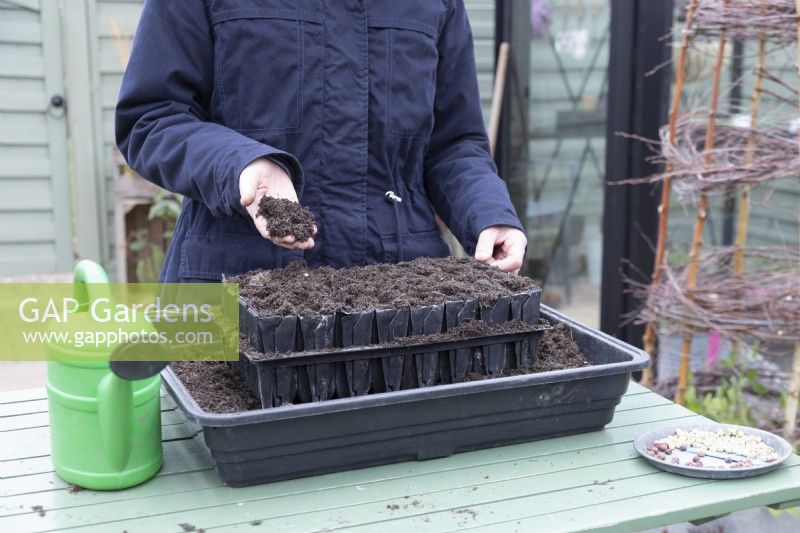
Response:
[236,287,543,321]
[162,305,649,427]
[243,325,551,367]
[633,422,794,479]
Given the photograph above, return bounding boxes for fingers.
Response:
[474,226,527,274]
[269,231,316,250]
[239,174,258,208]
[295,237,315,250]
[269,236,315,250]
[474,227,498,263]
[246,202,270,239]
[492,232,526,274]
[270,226,316,250]
[492,253,523,275]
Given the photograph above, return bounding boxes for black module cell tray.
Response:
[235,287,543,406]
[238,325,549,409]
[162,306,649,487]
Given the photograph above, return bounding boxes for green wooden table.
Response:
[2,382,799,532]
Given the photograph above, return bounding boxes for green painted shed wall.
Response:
[0,0,72,274]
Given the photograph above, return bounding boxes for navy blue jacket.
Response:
[116,0,522,282]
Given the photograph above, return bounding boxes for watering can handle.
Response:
[73,260,111,312]
[97,373,134,471]
[72,261,134,472]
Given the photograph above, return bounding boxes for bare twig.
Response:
[677,25,728,406]
[632,247,800,346]
[693,0,799,42]
[783,0,800,435]
[734,35,767,274]
[623,115,800,196]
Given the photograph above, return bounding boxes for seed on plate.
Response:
[654,427,778,462]
[656,453,666,460]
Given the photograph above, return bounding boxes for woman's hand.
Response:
[239,158,315,250]
[474,225,527,275]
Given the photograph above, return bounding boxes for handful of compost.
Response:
[256,197,317,243]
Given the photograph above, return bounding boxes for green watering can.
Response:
[47,260,163,490]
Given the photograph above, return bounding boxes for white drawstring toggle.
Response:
[384,190,402,203]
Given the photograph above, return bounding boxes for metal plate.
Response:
[634,423,793,479]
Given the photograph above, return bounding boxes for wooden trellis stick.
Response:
[675,25,728,406]
[783,0,800,435]
[641,0,699,386]
[733,36,767,275]
[730,35,766,389]
[788,341,800,434]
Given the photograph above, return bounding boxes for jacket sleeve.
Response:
[423,0,523,254]
[115,0,303,219]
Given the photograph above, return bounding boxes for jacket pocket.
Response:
[179,231,280,281]
[212,8,322,133]
[368,18,439,139]
[381,229,450,263]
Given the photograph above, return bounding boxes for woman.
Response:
[116,0,526,282]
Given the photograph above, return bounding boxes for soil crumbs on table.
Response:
[256,197,316,242]
[173,322,589,413]
[231,256,539,316]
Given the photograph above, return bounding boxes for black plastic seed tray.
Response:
[236,288,542,403]
[162,306,649,487]
[238,326,549,408]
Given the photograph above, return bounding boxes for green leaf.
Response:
[746,369,768,396]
